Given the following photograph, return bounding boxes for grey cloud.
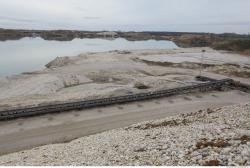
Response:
[0,0,249,33]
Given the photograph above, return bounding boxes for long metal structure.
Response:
[0,78,235,121]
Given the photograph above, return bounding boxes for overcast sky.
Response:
[0,0,249,33]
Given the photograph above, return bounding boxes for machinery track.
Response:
[0,78,239,121]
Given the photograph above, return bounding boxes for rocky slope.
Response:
[0,103,249,166]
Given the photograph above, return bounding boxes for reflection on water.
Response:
[0,37,178,77]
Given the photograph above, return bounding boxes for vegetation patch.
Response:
[196,138,231,149]
[213,39,250,53]
[203,160,220,166]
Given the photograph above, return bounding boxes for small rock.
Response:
[241,149,250,157]
[134,155,139,160]
[195,155,202,160]
[240,135,250,144]
[222,147,231,155]
[228,161,237,166]
[198,160,205,165]
[238,130,250,137]
[207,108,213,114]
[134,82,150,89]
[42,155,48,158]
[177,151,185,158]
[191,151,200,157]
[237,160,247,165]
[134,147,146,152]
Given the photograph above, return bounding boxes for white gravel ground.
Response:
[0,102,249,166]
[1,48,249,109]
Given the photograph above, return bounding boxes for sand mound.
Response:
[0,74,64,100]
[46,57,73,68]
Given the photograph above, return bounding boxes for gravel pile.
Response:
[0,103,249,166]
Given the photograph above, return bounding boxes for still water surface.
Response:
[0,37,177,77]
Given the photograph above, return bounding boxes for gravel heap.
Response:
[0,103,249,166]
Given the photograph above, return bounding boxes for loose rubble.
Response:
[0,103,249,166]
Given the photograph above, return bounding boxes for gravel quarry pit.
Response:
[0,48,249,166]
[0,48,249,109]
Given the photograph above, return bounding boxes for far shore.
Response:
[1,28,250,55]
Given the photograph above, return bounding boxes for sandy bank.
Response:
[0,48,249,110]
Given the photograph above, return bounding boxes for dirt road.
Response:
[0,90,249,156]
